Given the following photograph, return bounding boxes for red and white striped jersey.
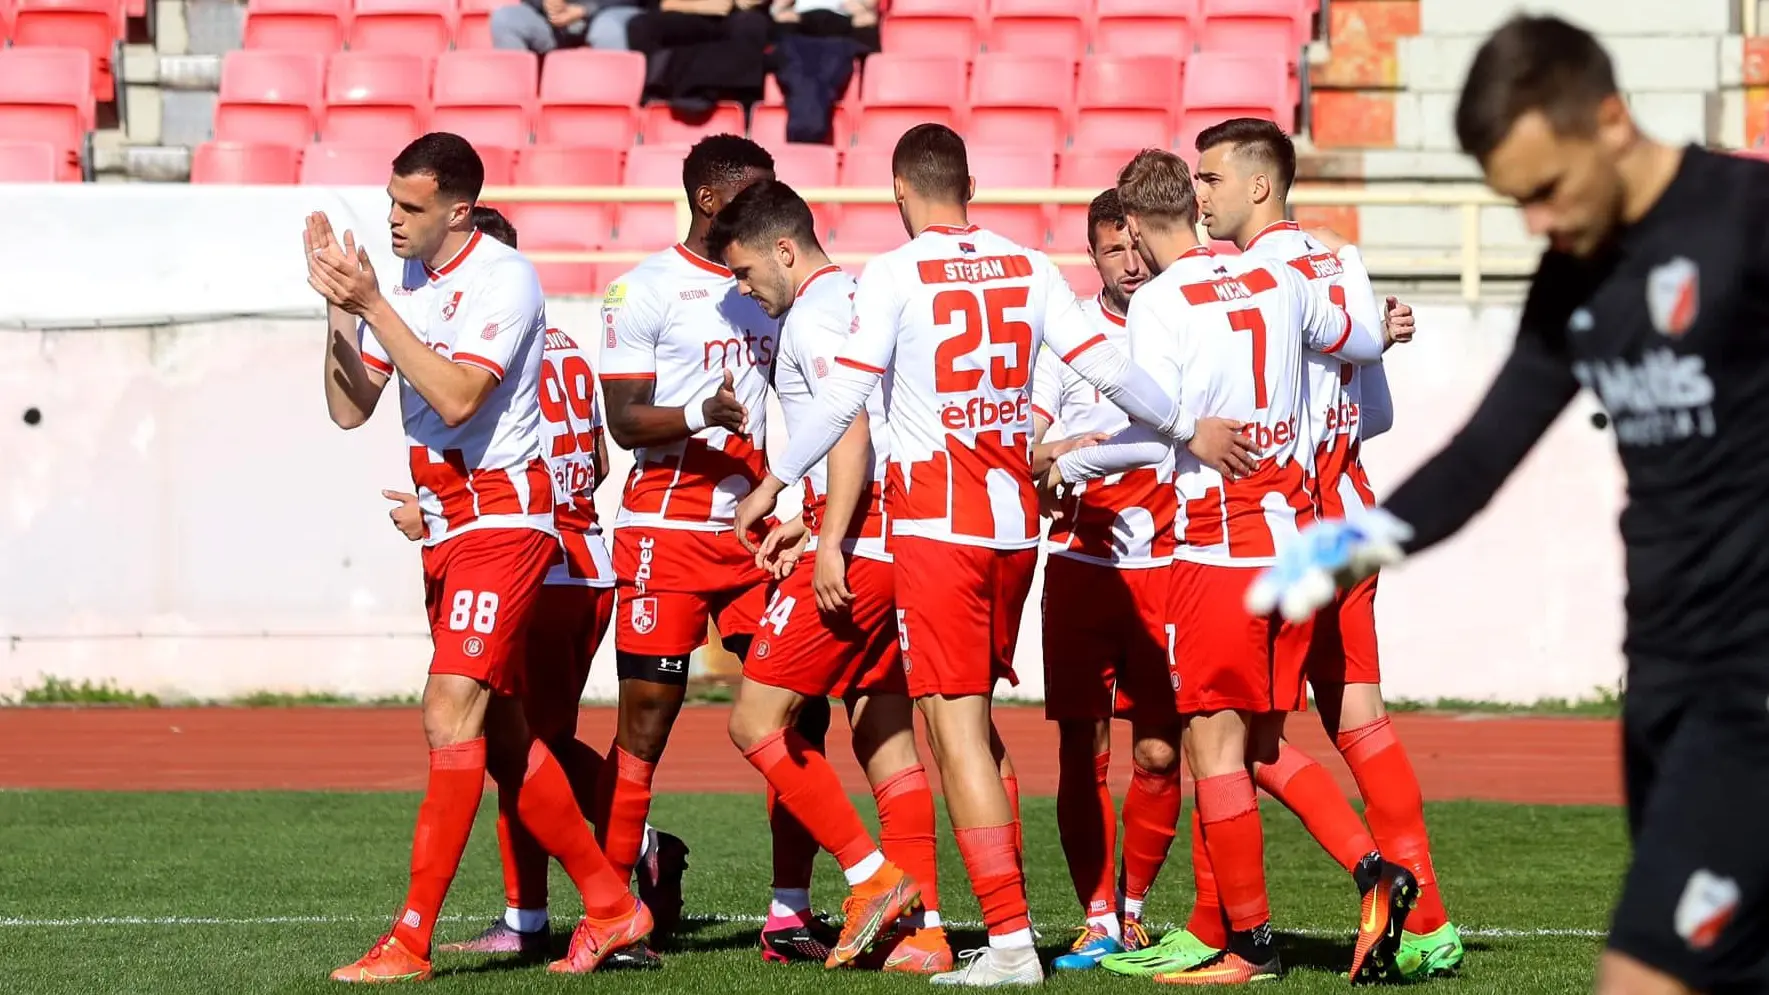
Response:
[598,244,780,532]
[822,224,1113,551]
[1242,221,1385,519]
[1128,247,1360,567]
[774,264,893,563]
[360,228,555,546]
[1031,296,1177,568]
[538,327,614,588]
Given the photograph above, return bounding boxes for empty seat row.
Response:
[0,48,95,179]
[883,12,1308,64]
[891,0,1312,17]
[245,0,527,53]
[1,0,127,100]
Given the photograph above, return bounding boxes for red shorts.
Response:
[1041,556,1178,724]
[1305,572,1381,688]
[894,536,1038,699]
[747,555,905,700]
[422,528,558,696]
[523,583,615,741]
[1168,560,1313,714]
[612,527,770,657]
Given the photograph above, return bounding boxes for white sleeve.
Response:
[1031,258,1190,436]
[1357,362,1394,438]
[793,296,856,398]
[1029,346,1064,428]
[1281,261,1379,365]
[1054,422,1173,482]
[770,259,897,483]
[451,259,544,381]
[597,275,664,384]
[358,317,394,377]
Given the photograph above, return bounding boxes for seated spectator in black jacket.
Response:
[627,0,773,112]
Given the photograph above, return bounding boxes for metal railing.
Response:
[481,183,1528,302]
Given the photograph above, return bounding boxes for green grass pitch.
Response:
[0,792,1624,993]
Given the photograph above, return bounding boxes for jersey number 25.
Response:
[932,287,1031,393]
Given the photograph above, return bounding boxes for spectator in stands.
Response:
[491,0,641,54]
[626,0,773,113]
[768,0,876,144]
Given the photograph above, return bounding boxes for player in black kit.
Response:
[1246,14,1769,995]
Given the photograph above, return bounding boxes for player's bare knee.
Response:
[1131,726,1182,776]
[420,674,492,748]
[1594,950,1696,995]
[617,682,684,762]
[1184,711,1250,778]
[727,687,798,753]
[1334,683,1387,732]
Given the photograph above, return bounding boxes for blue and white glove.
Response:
[1245,507,1415,623]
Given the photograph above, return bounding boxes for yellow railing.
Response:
[481,183,1527,302]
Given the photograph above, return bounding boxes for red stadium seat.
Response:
[967,54,1072,151]
[0,0,14,37]
[529,260,606,295]
[510,145,623,246]
[322,52,428,144]
[1095,0,1195,16]
[1177,51,1290,152]
[639,101,745,146]
[455,0,499,47]
[1060,263,1102,299]
[11,0,123,102]
[348,0,453,54]
[966,145,1054,247]
[853,55,968,149]
[298,141,400,183]
[213,51,324,149]
[1070,55,1180,151]
[747,103,851,149]
[828,146,903,252]
[1051,146,1141,249]
[242,0,347,53]
[887,0,984,14]
[879,15,980,59]
[190,140,300,183]
[615,144,688,247]
[763,143,839,235]
[0,48,93,180]
[477,143,516,184]
[430,49,537,149]
[1092,15,1192,57]
[0,139,60,181]
[536,49,645,147]
[1201,0,1310,56]
[985,0,1087,57]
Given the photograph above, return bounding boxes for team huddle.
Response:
[306,119,1461,988]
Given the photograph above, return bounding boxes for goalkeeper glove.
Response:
[1244,507,1415,623]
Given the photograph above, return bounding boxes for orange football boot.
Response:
[828,862,922,968]
[548,899,655,974]
[330,933,433,983]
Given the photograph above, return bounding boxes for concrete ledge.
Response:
[1402,34,1725,93]
[1420,0,1733,38]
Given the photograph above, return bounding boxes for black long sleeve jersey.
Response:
[1383,145,1769,676]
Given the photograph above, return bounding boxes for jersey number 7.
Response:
[932,287,1031,393]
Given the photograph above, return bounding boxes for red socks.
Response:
[1002,772,1024,858]
[495,789,550,912]
[393,739,488,953]
[874,764,941,914]
[1255,742,1378,873]
[954,824,1031,937]
[1120,761,1183,909]
[744,728,877,871]
[1337,716,1449,933]
[1194,771,1269,932]
[592,744,655,882]
[1056,750,1116,917]
[516,740,635,920]
[1184,805,1228,947]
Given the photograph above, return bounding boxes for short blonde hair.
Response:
[1115,148,1198,229]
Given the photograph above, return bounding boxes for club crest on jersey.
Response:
[462,636,485,658]
[440,291,463,321]
[630,596,659,635]
[1646,257,1699,337]
[480,321,499,341]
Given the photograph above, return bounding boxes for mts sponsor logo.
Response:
[703,331,777,370]
[941,392,1032,431]
[1247,416,1300,453]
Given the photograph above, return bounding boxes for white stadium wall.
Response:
[0,186,1627,704]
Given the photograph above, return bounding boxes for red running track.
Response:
[0,706,1620,804]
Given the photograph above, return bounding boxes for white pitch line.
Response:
[0,912,1605,939]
